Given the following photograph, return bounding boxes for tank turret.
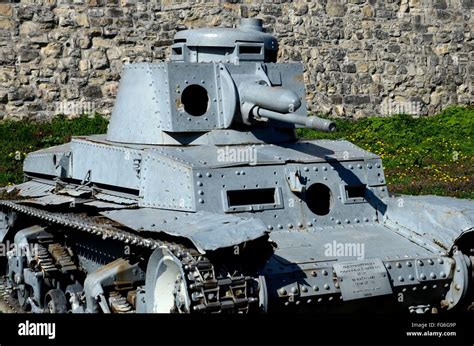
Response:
[106,18,335,145]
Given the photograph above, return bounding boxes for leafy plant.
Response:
[0,114,108,185]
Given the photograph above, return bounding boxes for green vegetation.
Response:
[0,115,108,186]
[300,106,474,199]
[0,106,472,198]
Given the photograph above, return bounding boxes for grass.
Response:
[0,106,472,199]
[0,114,109,186]
[299,106,474,199]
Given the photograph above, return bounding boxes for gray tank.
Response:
[1,19,473,314]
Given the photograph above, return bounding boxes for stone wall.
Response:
[0,0,472,121]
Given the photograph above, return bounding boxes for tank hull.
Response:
[1,137,472,313]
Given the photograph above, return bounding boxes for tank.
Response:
[1,18,473,314]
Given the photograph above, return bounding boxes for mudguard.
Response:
[102,208,269,254]
[382,195,474,254]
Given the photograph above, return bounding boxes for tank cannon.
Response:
[239,81,336,131]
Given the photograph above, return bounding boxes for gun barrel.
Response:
[256,108,336,132]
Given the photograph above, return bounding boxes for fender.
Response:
[382,195,474,254]
[101,208,269,254]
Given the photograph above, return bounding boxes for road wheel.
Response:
[44,289,68,313]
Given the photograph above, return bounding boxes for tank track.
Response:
[0,277,20,313]
[0,200,259,313]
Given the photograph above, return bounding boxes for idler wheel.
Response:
[145,247,191,313]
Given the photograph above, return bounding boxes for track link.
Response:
[0,277,20,313]
[0,200,259,313]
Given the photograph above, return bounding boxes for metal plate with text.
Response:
[333,258,393,301]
